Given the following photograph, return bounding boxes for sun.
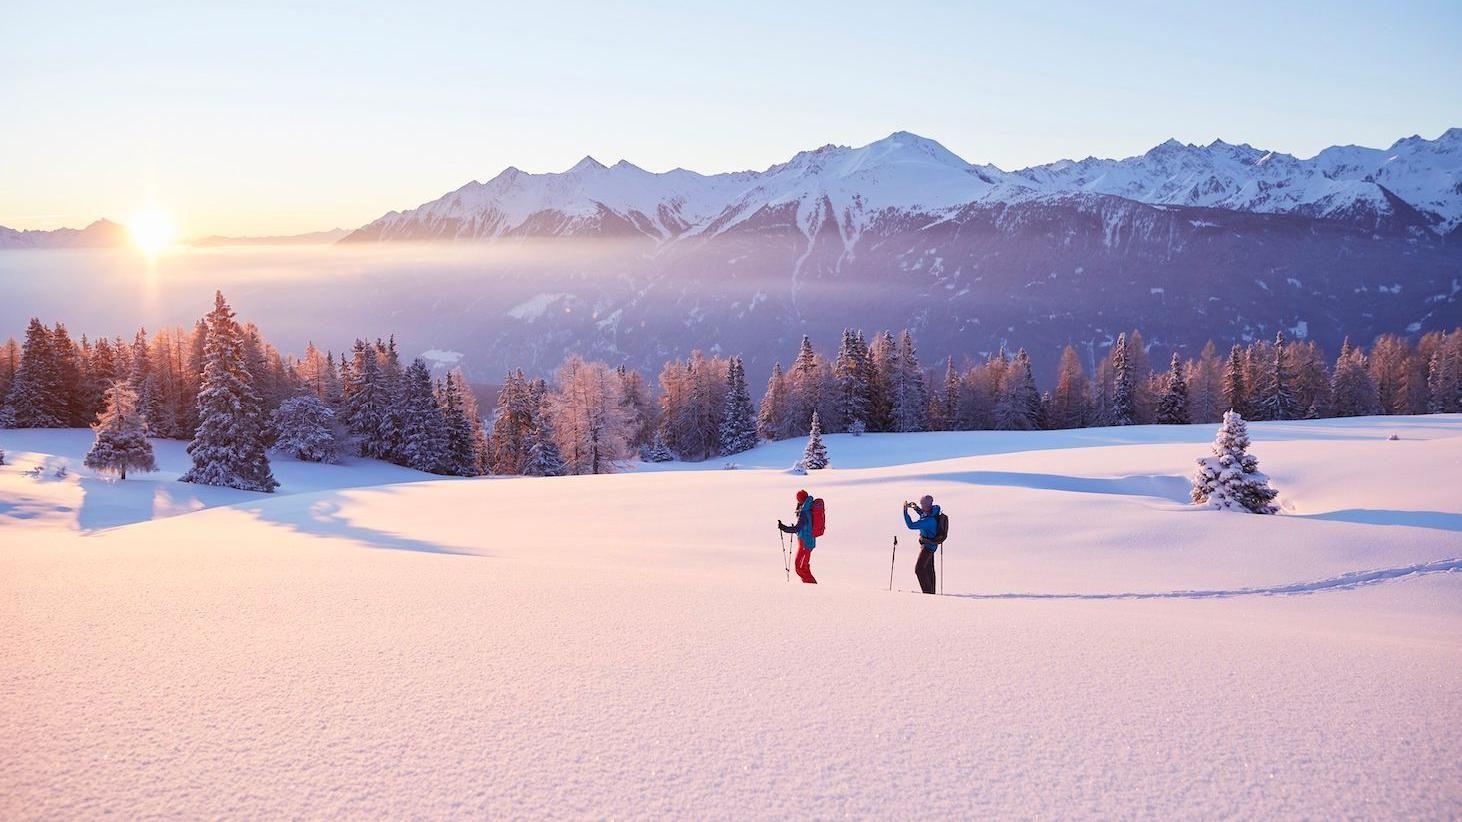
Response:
[128,208,176,256]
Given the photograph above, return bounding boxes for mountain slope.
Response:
[0,219,129,249]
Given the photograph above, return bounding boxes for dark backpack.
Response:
[934,512,949,545]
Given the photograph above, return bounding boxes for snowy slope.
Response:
[2,416,1460,817]
[0,219,129,249]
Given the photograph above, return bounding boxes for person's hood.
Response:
[928,504,941,516]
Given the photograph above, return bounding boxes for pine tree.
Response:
[3,318,64,428]
[1191,410,1278,513]
[268,394,340,463]
[1426,342,1459,414]
[180,292,278,492]
[51,323,87,426]
[756,361,789,441]
[84,381,157,480]
[1050,345,1090,429]
[1221,344,1246,416]
[522,400,567,477]
[0,337,18,406]
[832,329,870,432]
[436,370,479,476]
[786,335,823,435]
[1156,352,1191,424]
[342,339,393,458]
[643,428,675,462]
[1256,331,1299,421]
[891,330,926,432]
[866,330,896,432]
[1110,333,1136,426]
[719,355,758,456]
[395,358,449,473]
[488,370,532,475]
[994,348,1040,430]
[942,356,962,431]
[617,365,657,450]
[1330,339,1378,417]
[800,410,829,470]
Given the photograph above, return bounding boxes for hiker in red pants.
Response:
[778,489,818,584]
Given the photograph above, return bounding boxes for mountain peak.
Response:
[566,156,607,174]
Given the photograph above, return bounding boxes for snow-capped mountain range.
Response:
[344,129,1462,242]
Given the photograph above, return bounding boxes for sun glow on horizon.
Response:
[128,207,176,257]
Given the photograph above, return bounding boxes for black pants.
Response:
[915,548,937,594]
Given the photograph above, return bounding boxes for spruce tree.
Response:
[342,339,392,458]
[1329,339,1377,417]
[800,410,829,470]
[1257,331,1298,421]
[756,361,788,442]
[180,292,278,492]
[786,335,822,435]
[268,394,340,463]
[1156,352,1191,424]
[1191,410,1278,513]
[437,371,479,476]
[489,370,531,474]
[833,329,870,432]
[994,348,1041,430]
[643,428,675,462]
[84,381,158,480]
[395,358,448,473]
[3,318,64,428]
[1110,333,1136,426]
[522,407,567,477]
[1221,344,1246,416]
[719,355,758,456]
[891,330,926,433]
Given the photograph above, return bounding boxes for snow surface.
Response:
[3,416,1460,817]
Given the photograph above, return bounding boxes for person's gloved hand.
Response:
[777,520,785,529]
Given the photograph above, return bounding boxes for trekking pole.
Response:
[888,536,898,591]
[779,529,790,583]
[940,543,944,596]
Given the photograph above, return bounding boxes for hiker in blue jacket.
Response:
[903,494,941,594]
[778,489,817,583]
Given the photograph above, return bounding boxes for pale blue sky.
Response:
[2,0,1458,236]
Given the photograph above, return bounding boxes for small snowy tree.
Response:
[800,410,829,470]
[84,382,158,480]
[1191,410,1278,514]
[1156,352,1191,424]
[521,411,567,477]
[1110,333,1136,426]
[642,429,675,462]
[269,394,340,463]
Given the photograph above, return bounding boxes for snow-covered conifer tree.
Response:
[1156,352,1191,424]
[832,329,870,432]
[180,292,278,492]
[436,370,479,476]
[489,370,532,475]
[522,403,567,477]
[1191,410,1278,513]
[3,318,65,428]
[268,394,340,463]
[643,428,675,462]
[993,348,1040,430]
[341,339,392,459]
[1329,339,1377,417]
[1050,345,1090,429]
[756,361,788,442]
[785,335,823,435]
[800,409,829,470]
[866,330,897,432]
[84,381,158,480]
[1109,333,1136,426]
[395,358,449,473]
[719,355,758,456]
[1257,331,1298,421]
[891,330,926,433]
[1221,344,1246,417]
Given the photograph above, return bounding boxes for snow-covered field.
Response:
[3,416,1460,818]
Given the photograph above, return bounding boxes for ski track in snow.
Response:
[950,558,1462,601]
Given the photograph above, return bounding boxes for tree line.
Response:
[1,294,1458,482]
